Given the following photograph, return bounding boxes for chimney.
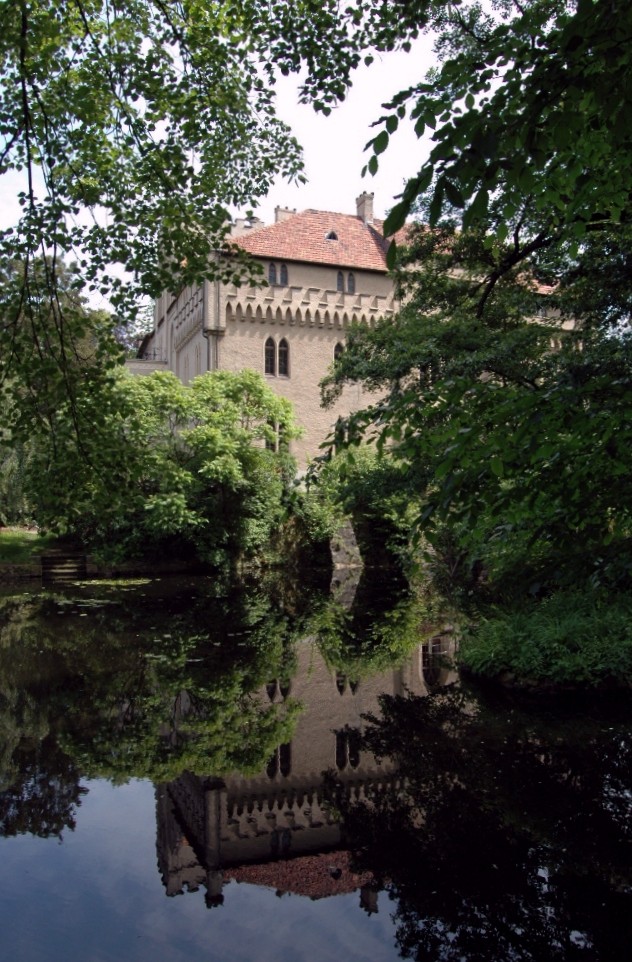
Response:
[356,191,374,224]
[275,206,297,223]
[230,216,264,237]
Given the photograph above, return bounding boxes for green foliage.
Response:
[0,3,313,445]
[0,257,124,444]
[323,214,632,604]
[0,1,305,314]
[23,367,301,563]
[307,445,418,564]
[0,443,35,526]
[314,571,434,677]
[460,590,632,687]
[275,1,632,247]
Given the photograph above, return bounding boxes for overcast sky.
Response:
[254,35,436,224]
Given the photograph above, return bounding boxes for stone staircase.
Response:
[41,548,87,583]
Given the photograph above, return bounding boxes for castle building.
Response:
[138,192,400,465]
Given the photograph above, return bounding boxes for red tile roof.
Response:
[234,209,397,272]
[227,849,373,900]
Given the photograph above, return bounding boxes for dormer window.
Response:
[336,271,344,292]
[347,272,356,294]
[268,262,289,285]
[326,230,338,241]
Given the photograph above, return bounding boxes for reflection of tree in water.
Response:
[0,736,87,839]
[330,685,632,962]
[315,567,432,678]
[0,574,329,801]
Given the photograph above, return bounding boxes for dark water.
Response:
[0,571,630,962]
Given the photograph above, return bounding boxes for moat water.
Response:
[0,571,630,962]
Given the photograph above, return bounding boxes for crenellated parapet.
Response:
[224,282,398,330]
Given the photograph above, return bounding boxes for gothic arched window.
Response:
[265,337,276,375]
[334,342,344,361]
[268,263,277,285]
[278,338,289,376]
[347,272,356,294]
[336,271,344,292]
[280,263,288,285]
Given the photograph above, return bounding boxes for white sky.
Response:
[254,35,436,224]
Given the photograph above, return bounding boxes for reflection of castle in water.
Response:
[156,633,455,908]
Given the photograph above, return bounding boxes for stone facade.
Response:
[144,194,400,465]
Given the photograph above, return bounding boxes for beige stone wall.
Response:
[146,254,398,463]
[218,316,373,463]
[215,262,397,464]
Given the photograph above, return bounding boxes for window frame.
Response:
[278,337,289,377]
[264,336,276,375]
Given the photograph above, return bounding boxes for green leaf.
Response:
[383,203,408,237]
[490,457,504,478]
[373,130,390,155]
[386,238,398,270]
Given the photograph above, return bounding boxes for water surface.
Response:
[0,573,630,961]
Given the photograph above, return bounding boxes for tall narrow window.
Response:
[279,743,292,777]
[334,342,344,361]
[278,338,289,376]
[336,271,344,292]
[268,263,277,285]
[265,337,276,375]
[347,272,356,294]
[280,263,288,285]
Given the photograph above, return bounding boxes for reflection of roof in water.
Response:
[226,849,373,900]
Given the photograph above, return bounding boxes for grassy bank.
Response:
[0,528,58,564]
[459,588,632,688]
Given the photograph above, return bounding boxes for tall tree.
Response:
[0,0,305,420]
[321,204,632,600]
[271,1,632,261]
[25,367,301,562]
